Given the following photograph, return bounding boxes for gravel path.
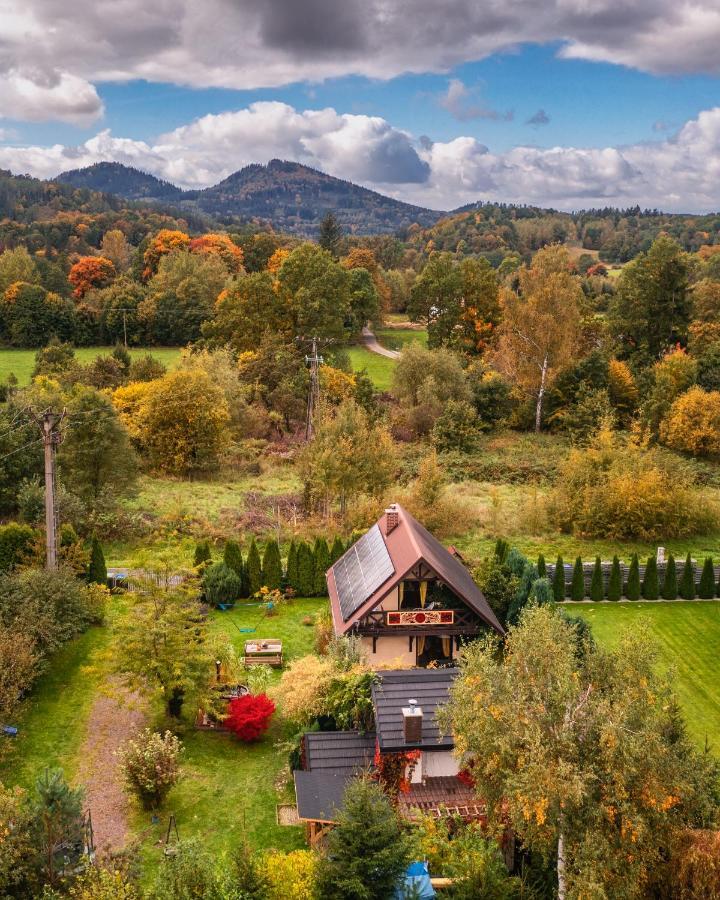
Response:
[76,683,146,853]
[360,325,401,359]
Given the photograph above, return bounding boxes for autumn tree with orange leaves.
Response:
[68,256,116,299]
[189,233,245,273]
[142,229,190,280]
[443,605,720,900]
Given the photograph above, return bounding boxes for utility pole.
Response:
[304,336,323,441]
[28,409,65,570]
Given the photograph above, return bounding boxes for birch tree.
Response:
[442,605,719,899]
[494,244,581,431]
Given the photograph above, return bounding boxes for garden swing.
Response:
[226,600,275,634]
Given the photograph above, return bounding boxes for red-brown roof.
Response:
[327,504,503,636]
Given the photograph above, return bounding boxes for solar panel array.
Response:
[333,523,395,621]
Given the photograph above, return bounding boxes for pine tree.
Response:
[193,540,212,571]
[537,553,547,578]
[590,556,604,602]
[626,554,641,601]
[552,555,566,602]
[286,540,299,591]
[662,554,678,601]
[679,552,695,600]
[223,540,243,576]
[87,533,107,585]
[571,556,585,601]
[607,556,622,602]
[297,541,315,597]
[330,536,345,565]
[699,557,715,599]
[318,211,343,258]
[313,537,331,596]
[246,538,262,596]
[316,778,410,900]
[262,540,282,591]
[643,556,659,600]
[31,769,85,888]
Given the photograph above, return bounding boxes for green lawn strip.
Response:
[0,346,182,385]
[571,602,720,749]
[374,327,427,352]
[1,625,108,789]
[346,346,396,391]
[132,597,326,880]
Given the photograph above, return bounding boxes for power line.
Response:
[0,436,43,464]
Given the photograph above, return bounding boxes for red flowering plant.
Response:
[226,693,276,742]
[373,739,421,797]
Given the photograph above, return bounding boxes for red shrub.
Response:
[226,693,276,742]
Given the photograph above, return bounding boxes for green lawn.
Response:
[346,346,396,391]
[0,346,181,385]
[374,327,427,353]
[571,601,720,748]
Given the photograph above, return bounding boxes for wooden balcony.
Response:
[354,607,481,638]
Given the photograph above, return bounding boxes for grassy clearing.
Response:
[571,602,720,748]
[0,346,181,385]
[346,346,396,391]
[374,327,427,353]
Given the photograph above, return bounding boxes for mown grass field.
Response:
[571,601,720,749]
[0,346,181,384]
[374,326,427,352]
[346,345,396,391]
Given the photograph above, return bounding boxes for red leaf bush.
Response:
[226,693,276,742]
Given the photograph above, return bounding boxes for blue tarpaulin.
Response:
[396,861,435,899]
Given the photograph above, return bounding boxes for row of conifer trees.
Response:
[194,535,348,600]
[539,552,718,601]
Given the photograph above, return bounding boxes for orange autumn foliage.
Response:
[142,229,190,280]
[189,233,245,273]
[267,247,290,274]
[68,256,116,299]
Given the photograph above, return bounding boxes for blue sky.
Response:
[3,1,720,211]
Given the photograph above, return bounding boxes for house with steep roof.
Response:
[327,503,503,667]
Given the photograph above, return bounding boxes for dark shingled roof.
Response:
[372,669,457,752]
[294,731,376,822]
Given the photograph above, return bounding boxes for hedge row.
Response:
[542,552,719,601]
[197,535,349,604]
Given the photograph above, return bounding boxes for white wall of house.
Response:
[423,751,458,778]
[360,634,415,667]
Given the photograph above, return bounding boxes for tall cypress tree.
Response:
[552,555,566,602]
[679,552,695,600]
[286,540,299,591]
[590,556,604,602]
[193,540,212,571]
[329,536,345,565]
[313,537,331,596]
[662,554,678,601]
[699,557,715,599]
[262,540,283,591]
[297,541,315,597]
[643,556,659,600]
[537,554,547,579]
[626,554,641,601]
[223,540,243,576]
[571,556,585,601]
[494,538,509,563]
[607,556,622,602]
[246,538,263,596]
[87,534,107,585]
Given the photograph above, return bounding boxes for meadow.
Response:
[0,347,182,384]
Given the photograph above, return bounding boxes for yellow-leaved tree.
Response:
[660,385,720,457]
[493,244,582,431]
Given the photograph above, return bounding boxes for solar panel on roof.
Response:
[333,524,394,620]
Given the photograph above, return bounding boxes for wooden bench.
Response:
[243,639,283,668]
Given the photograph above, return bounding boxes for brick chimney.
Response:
[402,699,423,743]
[385,505,399,534]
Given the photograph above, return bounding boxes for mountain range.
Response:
[55,160,443,236]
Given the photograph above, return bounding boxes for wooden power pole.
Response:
[304,337,323,441]
[29,409,65,570]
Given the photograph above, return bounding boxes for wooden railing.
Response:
[355,608,479,636]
